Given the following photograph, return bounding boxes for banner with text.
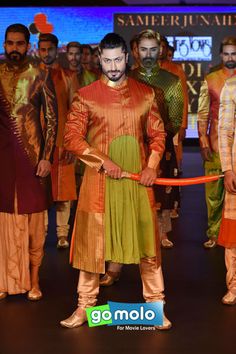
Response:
[114,13,236,136]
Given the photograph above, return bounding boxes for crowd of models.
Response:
[1,23,236,330]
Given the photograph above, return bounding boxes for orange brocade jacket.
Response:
[64,76,166,273]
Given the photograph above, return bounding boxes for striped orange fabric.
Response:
[219,76,236,220]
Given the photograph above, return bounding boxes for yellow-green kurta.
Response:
[130,65,183,210]
[130,65,184,135]
[76,68,97,88]
[64,76,166,273]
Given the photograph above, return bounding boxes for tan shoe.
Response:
[27,288,42,301]
[161,238,174,249]
[203,239,217,249]
[155,314,172,330]
[60,308,87,328]
[222,291,236,305]
[100,272,120,287]
[57,237,69,249]
[0,292,7,300]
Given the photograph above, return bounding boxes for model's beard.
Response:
[104,70,124,82]
[69,60,79,68]
[225,61,236,69]
[42,56,55,66]
[141,57,156,69]
[5,50,27,64]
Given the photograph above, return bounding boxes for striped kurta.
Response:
[218,76,236,247]
[197,68,236,240]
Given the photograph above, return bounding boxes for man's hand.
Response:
[103,159,122,179]
[200,147,213,162]
[36,160,51,177]
[178,127,186,142]
[224,170,236,194]
[60,150,75,165]
[140,167,157,186]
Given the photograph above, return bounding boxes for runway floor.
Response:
[0,147,234,354]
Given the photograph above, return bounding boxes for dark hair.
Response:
[5,23,30,43]
[92,46,99,55]
[81,44,93,54]
[38,33,59,48]
[99,33,128,54]
[160,35,169,47]
[66,41,81,53]
[130,35,138,51]
[220,36,236,53]
[168,44,175,54]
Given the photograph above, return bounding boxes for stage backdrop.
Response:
[0,6,236,137]
[114,11,236,137]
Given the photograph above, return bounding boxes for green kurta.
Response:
[204,152,224,239]
[77,68,97,88]
[105,135,155,264]
[130,65,184,135]
[130,65,183,210]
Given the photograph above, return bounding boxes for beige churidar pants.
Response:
[77,257,164,308]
